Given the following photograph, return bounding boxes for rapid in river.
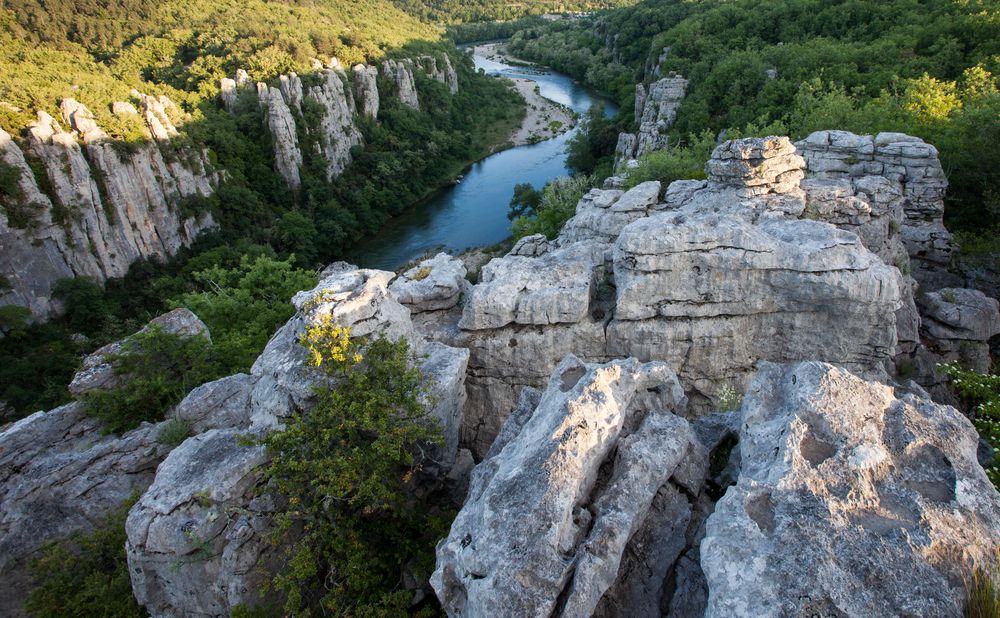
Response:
[345,46,618,271]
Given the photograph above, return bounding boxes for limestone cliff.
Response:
[0,96,219,319]
[615,75,688,168]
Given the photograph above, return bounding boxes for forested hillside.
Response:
[508,0,1000,238]
[0,0,524,418]
[392,0,636,23]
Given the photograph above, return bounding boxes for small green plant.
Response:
[158,417,191,446]
[896,357,916,380]
[25,494,143,618]
[939,362,1000,488]
[252,317,454,615]
[716,384,743,412]
[412,266,432,281]
[942,289,959,303]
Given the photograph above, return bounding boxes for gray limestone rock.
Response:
[389,252,468,312]
[432,355,705,617]
[68,308,211,398]
[917,287,1000,376]
[458,241,606,330]
[257,82,302,191]
[507,233,553,257]
[615,76,687,167]
[382,59,420,110]
[701,361,1000,617]
[560,182,661,244]
[352,64,380,118]
[306,69,363,180]
[0,403,172,615]
[125,429,274,618]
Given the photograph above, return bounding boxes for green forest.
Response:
[508,0,1000,241]
[0,0,526,420]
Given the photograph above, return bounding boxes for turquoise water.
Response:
[344,50,617,271]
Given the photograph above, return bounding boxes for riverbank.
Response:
[473,42,576,146]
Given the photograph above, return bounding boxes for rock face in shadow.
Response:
[0,95,218,319]
[432,355,712,617]
[701,361,1000,617]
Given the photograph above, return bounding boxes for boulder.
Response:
[701,361,1000,617]
[458,241,606,331]
[68,308,211,397]
[560,182,661,244]
[918,287,1000,375]
[389,252,468,313]
[432,355,708,617]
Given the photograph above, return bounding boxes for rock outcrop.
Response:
[796,130,954,289]
[352,64,380,118]
[419,54,459,95]
[257,82,303,191]
[701,361,1000,617]
[433,355,712,617]
[125,265,471,616]
[306,69,363,180]
[389,252,468,313]
[437,137,905,457]
[615,76,688,168]
[382,59,421,110]
[0,95,219,319]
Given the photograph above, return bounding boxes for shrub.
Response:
[623,130,716,189]
[511,174,594,240]
[82,327,224,434]
[255,318,453,615]
[25,494,143,618]
[966,551,1000,618]
[939,362,1000,488]
[158,417,192,446]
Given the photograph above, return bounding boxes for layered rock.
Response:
[796,130,954,289]
[352,64,380,118]
[701,361,1000,617]
[615,76,688,167]
[439,137,905,457]
[0,95,218,319]
[433,355,711,617]
[382,59,420,110]
[0,402,173,615]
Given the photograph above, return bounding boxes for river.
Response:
[344,48,618,271]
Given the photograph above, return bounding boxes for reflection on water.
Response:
[344,49,617,271]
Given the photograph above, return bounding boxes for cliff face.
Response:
[0,96,219,319]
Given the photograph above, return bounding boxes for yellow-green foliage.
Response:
[253,320,452,615]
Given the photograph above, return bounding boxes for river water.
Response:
[344,49,617,271]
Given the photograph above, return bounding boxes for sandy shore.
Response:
[473,43,577,146]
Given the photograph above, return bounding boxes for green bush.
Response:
[254,318,453,616]
[82,327,224,434]
[511,174,594,240]
[939,362,1000,488]
[623,130,715,189]
[25,494,143,618]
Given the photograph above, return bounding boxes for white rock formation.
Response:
[351,64,380,118]
[257,82,303,191]
[442,137,906,457]
[389,252,468,313]
[306,69,363,180]
[382,59,420,110]
[419,54,459,94]
[701,361,1000,617]
[615,75,688,167]
[433,354,708,617]
[125,265,471,616]
[0,95,218,319]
